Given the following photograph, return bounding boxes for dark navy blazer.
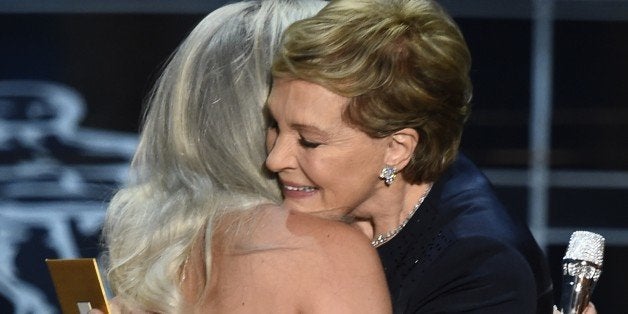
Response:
[377,154,554,314]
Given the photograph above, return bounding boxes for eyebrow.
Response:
[292,123,329,139]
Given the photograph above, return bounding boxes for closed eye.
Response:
[298,136,321,148]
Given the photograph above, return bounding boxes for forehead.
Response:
[267,79,349,121]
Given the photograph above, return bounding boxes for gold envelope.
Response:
[46,258,110,314]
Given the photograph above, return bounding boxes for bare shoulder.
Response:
[237,205,392,313]
[241,204,379,258]
[202,205,391,313]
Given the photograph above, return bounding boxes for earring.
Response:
[379,165,396,186]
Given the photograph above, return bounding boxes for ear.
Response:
[384,128,419,171]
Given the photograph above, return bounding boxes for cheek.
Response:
[346,143,387,173]
[321,162,380,210]
[330,146,386,190]
[299,153,326,177]
[308,153,369,185]
[298,152,338,187]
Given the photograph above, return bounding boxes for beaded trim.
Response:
[371,183,433,247]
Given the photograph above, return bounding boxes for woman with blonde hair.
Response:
[99,0,391,312]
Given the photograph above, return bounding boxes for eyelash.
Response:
[266,114,320,148]
[298,136,321,148]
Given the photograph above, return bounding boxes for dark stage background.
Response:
[1,1,626,313]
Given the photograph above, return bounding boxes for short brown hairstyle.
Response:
[273,0,472,183]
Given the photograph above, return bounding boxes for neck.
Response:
[353,181,432,241]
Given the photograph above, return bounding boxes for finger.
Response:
[585,302,597,314]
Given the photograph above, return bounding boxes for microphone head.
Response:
[563,231,605,266]
[561,231,605,312]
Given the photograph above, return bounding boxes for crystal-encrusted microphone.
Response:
[560,231,605,314]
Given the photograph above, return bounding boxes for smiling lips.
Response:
[283,184,317,192]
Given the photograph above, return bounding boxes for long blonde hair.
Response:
[101,0,325,312]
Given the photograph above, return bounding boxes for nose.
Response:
[265,132,295,173]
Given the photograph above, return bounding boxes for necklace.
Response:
[371,183,433,247]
